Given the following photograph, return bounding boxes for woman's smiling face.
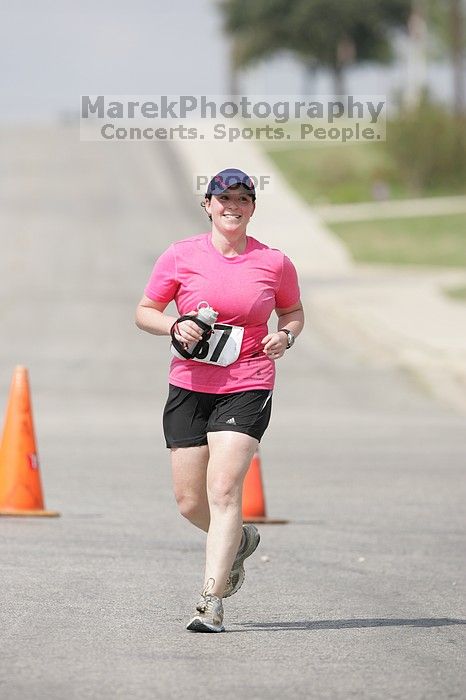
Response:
[205,185,255,234]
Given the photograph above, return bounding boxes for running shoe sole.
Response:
[186,617,225,633]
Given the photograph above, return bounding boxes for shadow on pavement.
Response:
[233,617,466,631]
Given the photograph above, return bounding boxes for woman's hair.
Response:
[201,195,213,221]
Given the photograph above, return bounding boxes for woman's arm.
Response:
[276,301,305,338]
[261,301,305,358]
[135,295,204,346]
[135,295,177,336]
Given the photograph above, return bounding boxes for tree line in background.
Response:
[220,0,466,196]
[220,0,464,113]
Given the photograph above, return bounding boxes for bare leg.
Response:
[171,445,210,532]
[203,431,258,597]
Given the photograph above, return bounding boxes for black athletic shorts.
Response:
[163,384,273,448]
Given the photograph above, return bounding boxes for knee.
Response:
[208,479,241,510]
[175,493,204,521]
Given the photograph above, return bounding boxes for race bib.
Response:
[171,323,244,366]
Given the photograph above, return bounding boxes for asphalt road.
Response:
[0,126,465,699]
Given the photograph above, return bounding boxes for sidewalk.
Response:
[307,265,466,413]
[174,134,466,414]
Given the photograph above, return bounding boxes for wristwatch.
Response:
[278,329,295,349]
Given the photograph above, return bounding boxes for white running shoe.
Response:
[223,524,260,598]
[186,580,225,633]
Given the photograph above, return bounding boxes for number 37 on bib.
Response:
[171,323,244,367]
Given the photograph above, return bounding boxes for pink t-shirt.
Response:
[144,232,300,393]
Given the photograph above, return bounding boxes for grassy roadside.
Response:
[261,134,466,308]
[265,142,466,205]
[261,140,466,272]
[329,214,466,267]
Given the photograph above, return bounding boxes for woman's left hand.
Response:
[261,332,288,360]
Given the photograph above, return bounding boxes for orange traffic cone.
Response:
[0,366,59,517]
[242,449,288,524]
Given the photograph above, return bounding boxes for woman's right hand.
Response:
[173,311,204,347]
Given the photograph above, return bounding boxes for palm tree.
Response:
[219,0,411,96]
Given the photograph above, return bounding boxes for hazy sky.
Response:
[0,0,454,120]
[0,0,230,119]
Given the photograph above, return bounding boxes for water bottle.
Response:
[195,301,218,327]
[185,301,218,355]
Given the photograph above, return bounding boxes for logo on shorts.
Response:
[226,417,236,425]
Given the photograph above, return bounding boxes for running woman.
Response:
[135,168,304,632]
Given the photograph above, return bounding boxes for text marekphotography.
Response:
[80,94,387,143]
